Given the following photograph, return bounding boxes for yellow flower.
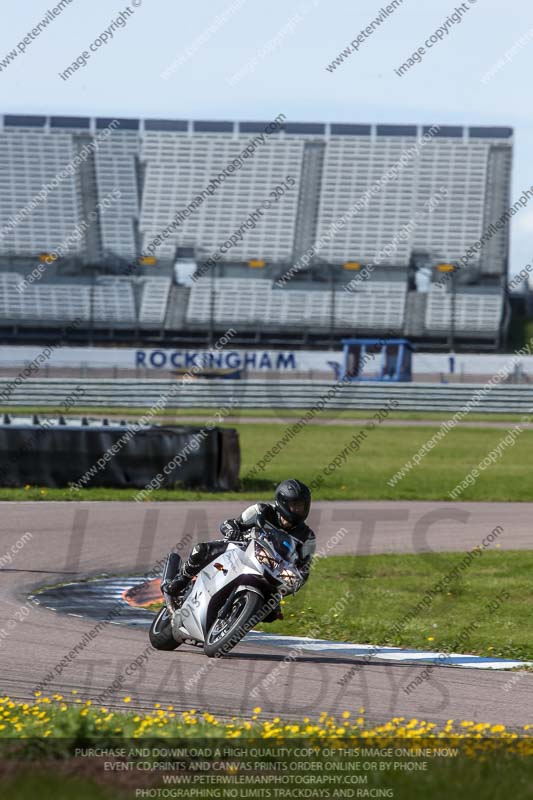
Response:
[427,637,434,642]
[123,696,132,704]
[342,711,350,719]
[253,707,262,714]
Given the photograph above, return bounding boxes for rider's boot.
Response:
[263,604,284,623]
[161,563,195,597]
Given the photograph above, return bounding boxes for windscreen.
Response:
[258,529,297,561]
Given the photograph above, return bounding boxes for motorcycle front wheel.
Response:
[149,605,181,651]
[204,590,264,658]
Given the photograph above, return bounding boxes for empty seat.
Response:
[425,289,503,332]
[0,134,83,256]
[186,277,406,329]
[0,273,137,323]
[139,277,171,324]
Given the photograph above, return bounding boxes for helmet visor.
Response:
[287,500,306,517]
[279,498,309,524]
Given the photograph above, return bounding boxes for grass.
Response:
[3,756,533,800]
[0,775,115,800]
[147,552,533,662]
[263,551,533,660]
[1,698,533,799]
[3,694,531,740]
[2,421,533,502]
[2,405,533,423]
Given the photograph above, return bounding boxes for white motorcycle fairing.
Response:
[170,539,271,645]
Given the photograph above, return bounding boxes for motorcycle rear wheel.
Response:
[204,590,263,658]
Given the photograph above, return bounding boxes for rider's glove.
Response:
[220,519,244,541]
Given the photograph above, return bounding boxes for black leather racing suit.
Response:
[179,501,316,588]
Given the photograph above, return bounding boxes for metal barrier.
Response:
[0,379,533,413]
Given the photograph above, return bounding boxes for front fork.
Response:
[161,552,180,613]
[161,586,177,614]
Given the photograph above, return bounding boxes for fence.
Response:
[1,379,533,413]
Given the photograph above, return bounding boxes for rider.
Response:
[161,479,315,621]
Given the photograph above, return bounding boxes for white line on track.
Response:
[246,632,533,670]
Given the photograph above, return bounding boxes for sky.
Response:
[1,0,532,278]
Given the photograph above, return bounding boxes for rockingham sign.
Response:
[0,346,334,373]
[135,349,301,371]
[1,345,533,378]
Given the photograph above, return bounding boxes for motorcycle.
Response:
[149,522,303,658]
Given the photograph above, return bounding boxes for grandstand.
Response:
[0,115,514,349]
[185,278,407,333]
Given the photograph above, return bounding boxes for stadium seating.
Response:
[140,132,303,261]
[138,276,172,325]
[94,133,139,259]
[0,134,83,256]
[92,277,136,322]
[0,269,501,337]
[0,118,512,277]
[186,278,407,330]
[0,116,513,344]
[0,273,135,323]
[0,273,88,321]
[317,132,497,269]
[425,288,503,333]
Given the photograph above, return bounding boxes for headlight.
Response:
[254,541,280,570]
[279,567,300,591]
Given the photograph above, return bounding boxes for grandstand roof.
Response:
[0,116,514,140]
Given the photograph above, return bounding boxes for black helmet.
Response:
[275,479,311,526]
